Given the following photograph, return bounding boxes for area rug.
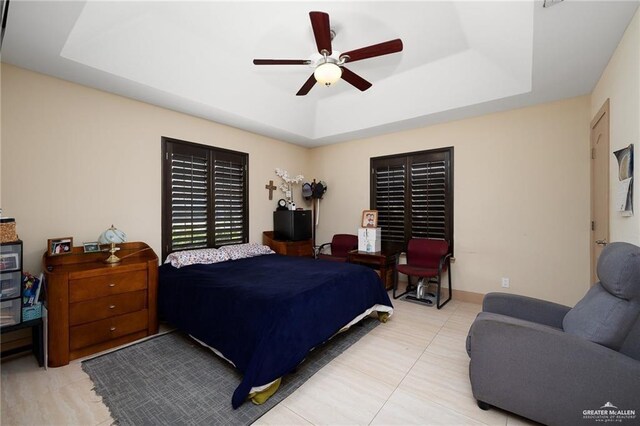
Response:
[82,317,379,426]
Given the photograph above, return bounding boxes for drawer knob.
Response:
[108,283,116,287]
[108,304,116,309]
[110,326,116,331]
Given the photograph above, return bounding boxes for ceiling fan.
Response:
[253,11,403,96]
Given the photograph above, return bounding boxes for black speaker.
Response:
[273,210,312,241]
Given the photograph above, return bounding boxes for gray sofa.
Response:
[466,242,640,426]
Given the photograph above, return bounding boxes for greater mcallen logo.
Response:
[583,402,636,423]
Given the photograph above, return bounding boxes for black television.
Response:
[273,210,312,241]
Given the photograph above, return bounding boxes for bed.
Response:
[158,248,393,408]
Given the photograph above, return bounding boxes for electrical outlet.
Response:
[501,277,510,288]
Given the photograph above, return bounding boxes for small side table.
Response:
[0,318,44,367]
[347,250,397,290]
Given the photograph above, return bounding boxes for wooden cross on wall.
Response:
[265,180,277,200]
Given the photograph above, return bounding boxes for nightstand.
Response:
[347,249,397,290]
[262,231,313,257]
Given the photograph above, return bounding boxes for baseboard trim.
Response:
[452,289,484,305]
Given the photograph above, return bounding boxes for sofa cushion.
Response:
[597,242,640,299]
[563,285,640,350]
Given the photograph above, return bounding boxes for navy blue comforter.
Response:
[158,254,392,408]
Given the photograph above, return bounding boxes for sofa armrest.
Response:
[468,312,640,426]
[482,292,571,329]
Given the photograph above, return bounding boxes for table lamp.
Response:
[98,225,127,264]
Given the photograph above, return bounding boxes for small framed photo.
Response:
[362,210,379,228]
[0,253,20,271]
[83,242,101,253]
[48,237,73,256]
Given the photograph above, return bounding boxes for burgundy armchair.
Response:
[394,238,452,309]
[317,234,358,262]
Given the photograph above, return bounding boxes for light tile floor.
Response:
[1,297,538,425]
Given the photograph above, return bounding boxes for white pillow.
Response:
[218,243,275,260]
[164,248,230,268]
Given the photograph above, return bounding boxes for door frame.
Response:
[590,99,610,284]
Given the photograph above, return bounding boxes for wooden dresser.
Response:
[263,231,313,257]
[43,242,158,367]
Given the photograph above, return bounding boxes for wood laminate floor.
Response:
[1,296,538,425]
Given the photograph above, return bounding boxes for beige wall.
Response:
[309,97,592,306]
[590,8,640,245]
[1,64,309,273]
[0,64,597,307]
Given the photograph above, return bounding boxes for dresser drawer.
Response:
[69,270,147,303]
[69,290,147,326]
[69,309,148,351]
[0,298,21,327]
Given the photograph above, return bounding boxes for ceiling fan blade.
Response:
[253,59,311,65]
[309,11,332,55]
[296,74,317,96]
[341,39,403,63]
[341,67,372,91]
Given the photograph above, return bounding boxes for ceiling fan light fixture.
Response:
[252,11,403,95]
[314,62,342,86]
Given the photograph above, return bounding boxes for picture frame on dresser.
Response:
[82,242,100,253]
[47,237,73,256]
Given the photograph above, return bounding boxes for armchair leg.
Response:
[393,274,415,300]
[393,267,399,299]
[435,264,452,309]
[477,400,491,411]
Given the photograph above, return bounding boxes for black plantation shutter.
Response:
[162,138,248,259]
[370,147,453,253]
[372,158,406,246]
[213,152,247,246]
[168,145,210,253]
[410,154,448,240]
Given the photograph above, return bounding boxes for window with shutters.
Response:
[161,137,248,260]
[370,147,453,253]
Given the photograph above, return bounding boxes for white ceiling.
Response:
[2,1,638,147]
